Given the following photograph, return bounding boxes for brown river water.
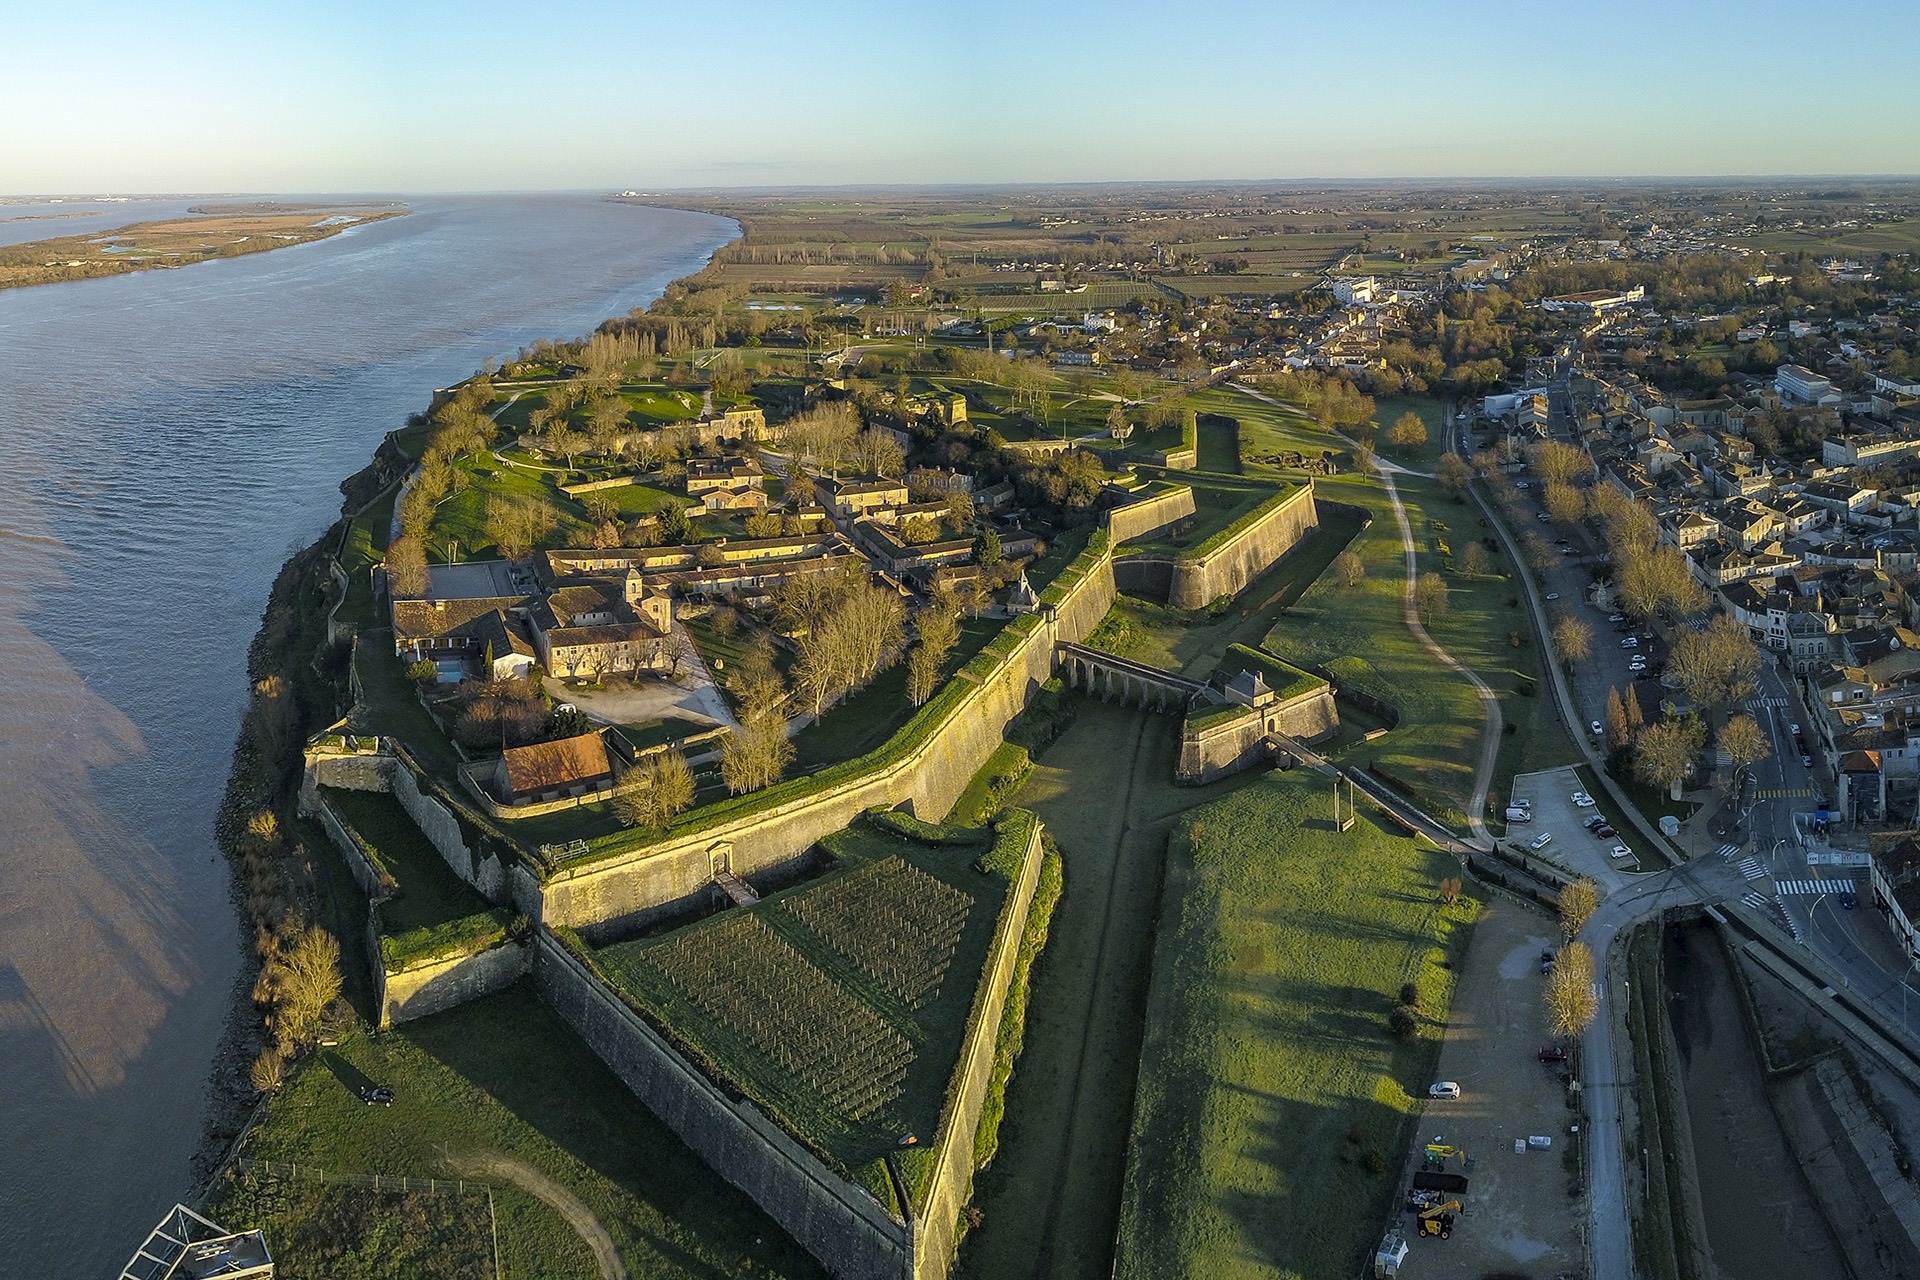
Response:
[0,194,732,1274]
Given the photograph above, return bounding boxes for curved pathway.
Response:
[446,1151,627,1280]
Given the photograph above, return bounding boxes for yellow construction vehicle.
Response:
[1417,1200,1462,1238]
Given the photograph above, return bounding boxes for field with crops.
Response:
[592,811,1033,1199]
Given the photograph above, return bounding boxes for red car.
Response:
[1539,1045,1568,1064]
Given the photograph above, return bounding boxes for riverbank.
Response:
[0,205,408,291]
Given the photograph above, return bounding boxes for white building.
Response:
[1330,276,1376,305]
[1776,364,1840,407]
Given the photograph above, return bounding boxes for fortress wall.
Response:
[534,934,914,1280]
[1175,685,1340,784]
[910,818,1046,1278]
[539,550,1116,935]
[1111,554,1176,599]
[389,753,507,901]
[382,940,529,1027]
[1167,483,1319,609]
[1104,486,1196,544]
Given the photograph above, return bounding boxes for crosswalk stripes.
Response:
[1754,787,1815,800]
[1737,857,1767,880]
[1778,900,1806,944]
[1741,891,1770,909]
[1715,843,1739,859]
[1776,879,1857,896]
[1744,696,1788,710]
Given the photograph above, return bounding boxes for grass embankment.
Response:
[209,984,826,1280]
[960,703,1267,1280]
[1116,771,1481,1280]
[591,813,1030,1207]
[321,786,508,968]
[790,618,997,772]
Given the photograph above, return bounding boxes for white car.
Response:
[1610,845,1631,859]
[1429,1081,1462,1099]
[1608,613,1624,622]
[1629,660,1648,672]
[1621,637,1639,648]
[1511,798,1532,809]
[1590,719,1604,737]
[1545,592,1560,600]
[1571,791,1595,807]
[1529,832,1554,850]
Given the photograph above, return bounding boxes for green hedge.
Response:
[973,837,1063,1171]
[866,807,991,847]
[1185,703,1254,733]
[380,907,512,971]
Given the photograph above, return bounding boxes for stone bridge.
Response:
[1055,642,1207,714]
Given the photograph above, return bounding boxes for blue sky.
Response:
[3,0,1915,193]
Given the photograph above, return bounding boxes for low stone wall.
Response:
[1175,685,1340,783]
[560,474,647,496]
[538,541,1117,936]
[1104,486,1196,544]
[383,939,528,1026]
[1167,483,1318,609]
[534,933,914,1280]
[911,818,1045,1277]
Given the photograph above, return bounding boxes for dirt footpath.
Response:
[1394,897,1582,1279]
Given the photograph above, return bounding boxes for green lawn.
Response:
[349,636,464,780]
[337,484,398,632]
[427,459,593,562]
[321,786,491,937]
[209,984,826,1280]
[1115,771,1481,1280]
[1120,474,1281,555]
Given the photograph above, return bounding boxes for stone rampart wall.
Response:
[1111,554,1176,599]
[534,934,913,1280]
[1175,685,1340,784]
[383,940,529,1026]
[388,752,508,902]
[1167,483,1319,609]
[911,819,1045,1277]
[538,549,1116,936]
[1103,487,1196,545]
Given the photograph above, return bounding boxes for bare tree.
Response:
[1413,571,1450,626]
[1668,614,1762,714]
[1720,713,1771,794]
[267,926,341,1049]
[1545,941,1598,1038]
[1459,541,1492,576]
[1559,879,1601,938]
[906,605,961,706]
[721,713,794,794]
[384,534,429,598]
[1334,550,1366,588]
[612,749,697,828]
[1633,718,1705,800]
[1434,452,1473,494]
[1552,616,1592,668]
[1529,440,1587,487]
[1384,411,1427,451]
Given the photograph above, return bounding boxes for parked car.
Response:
[1841,890,1858,910]
[1608,613,1624,623]
[1429,1081,1462,1099]
[1621,637,1639,648]
[1545,591,1560,600]
[1594,824,1617,838]
[1529,832,1554,850]
[1584,815,1606,830]
[1506,805,1533,822]
[1590,719,1604,737]
[1538,1045,1568,1063]
[1511,798,1532,809]
[1540,949,1556,974]
[1536,512,1552,523]
[1790,723,1801,736]
[359,1085,395,1107]
[1802,754,1814,767]
[1610,844,1631,859]
[1571,791,1595,807]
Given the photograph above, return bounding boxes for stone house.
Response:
[487,731,617,807]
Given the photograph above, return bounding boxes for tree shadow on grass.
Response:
[319,1049,379,1099]
[401,981,825,1280]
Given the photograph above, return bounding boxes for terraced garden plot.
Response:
[644,914,914,1120]
[782,856,972,1008]
[591,813,1031,1198]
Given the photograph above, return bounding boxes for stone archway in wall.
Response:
[708,840,733,878]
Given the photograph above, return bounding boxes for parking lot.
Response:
[1391,898,1583,1278]
[1507,765,1646,887]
